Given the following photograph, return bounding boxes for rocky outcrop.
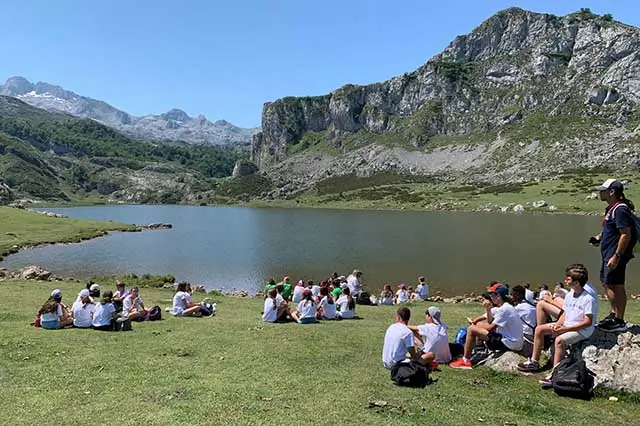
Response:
[16,265,52,281]
[136,223,173,230]
[232,160,259,177]
[251,8,640,193]
[0,181,12,205]
[582,327,640,393]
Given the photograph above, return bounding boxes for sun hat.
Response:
[79,289,90,298]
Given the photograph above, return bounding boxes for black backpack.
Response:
[552,357,595,400]
[148,305,162,321]
[357,291,372,305]
[390,360,432,388]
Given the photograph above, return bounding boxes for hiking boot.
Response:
[517,359,542,373]
[598,318,627,333]
[597,312,616,327]
[450,359,473,369]
[539,373,553,389]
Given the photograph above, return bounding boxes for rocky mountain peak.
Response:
[1,76,34,95]
[162,108,191,122]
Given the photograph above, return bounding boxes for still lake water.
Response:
[2,205,636,294]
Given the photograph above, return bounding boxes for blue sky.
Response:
[1,0,638,128]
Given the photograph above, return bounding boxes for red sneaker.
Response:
[449,359,473,369]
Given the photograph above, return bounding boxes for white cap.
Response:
[594,179,623,191]
[51,289,62,298]
[89,283,100,292]
[79,289,90,298]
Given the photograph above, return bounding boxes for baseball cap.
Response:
[51,289,62,298]
[79,289,90,298]
[487,285,509,298]
[89,283,100,292]
[486,282,503,292]
[594,179,623,191]
[426,306,441,325]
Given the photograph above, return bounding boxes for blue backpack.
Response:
[454,327,467,345]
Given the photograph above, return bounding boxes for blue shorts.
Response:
[298,317,317,324]
[41,320,60,330]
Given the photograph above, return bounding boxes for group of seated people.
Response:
[382,263,600,388]
[36,281,157,330]
[378,276,430,305]
[262,275,358,323]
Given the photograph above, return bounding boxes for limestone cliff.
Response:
[251,8,640,184]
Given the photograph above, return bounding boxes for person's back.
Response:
[92,298,116,329]
[514,301,537,337]
[336,293,355,319]
[418,322,451,363]
[292,284,305,303]
[492,302,524,351]
[262,292,280,323]
[382,322,414,369]
[297,299,316,319]
[72,301,95,328]
[319,296,336,319]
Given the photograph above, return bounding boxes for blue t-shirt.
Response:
[601,203,636,260]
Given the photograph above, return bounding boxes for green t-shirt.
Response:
[282,283,292,300]
[332,288,342,299]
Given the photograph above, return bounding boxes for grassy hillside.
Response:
[0,96,247,203]
[0,280,638,426]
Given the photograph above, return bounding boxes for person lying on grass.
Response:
[407,306,451,368]
[382,307,420,369]
[291,290,317,324]
[450,284,523,369]
[517,264,598,387]
[38,289,73,329]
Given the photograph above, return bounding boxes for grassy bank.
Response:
[245,172,640,214]
[0,206,136,261]
[0,280,638,426]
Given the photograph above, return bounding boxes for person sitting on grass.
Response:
[537,284,551,301]
[317,286,337,320]
[331,282,343,300]
[38,289,73,330]
[410,276,429,302]
[408,306,451,367]
[72,289,96,329]
[382,307,419,369]
[291,289,318,324]
[92,291,117,331]
[380,284,394,305]
[336,287,356,319]
[172,282,211,317]
[310,280,320,299]
[262,288,290,323]
[450,284,523,369]
[517,264,598,386]
[394,284,410,304]
[292,280,305,303]
[122,287,150,321]
[279,276,293,301]
[264,278,277,298]
[113,281,129,312]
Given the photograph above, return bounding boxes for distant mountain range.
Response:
[0,76,258,146]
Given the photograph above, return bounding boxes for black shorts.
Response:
[600,257,629,286]
[486,331,509,352]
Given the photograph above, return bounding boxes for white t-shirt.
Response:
[524,289,535,304]
[292,286,305,303]
[336,295,355,319]
[297,300,317,319]
[172,291,190,316]
[319,296,337,319]
[311,285,321,298]
[417,322,451,363]
[92,303,116,327]
[41,304,63,323]
[491,303,524,351]
[72,301,95,328]
[563,288,596,338]
[395,290,409,304]
[382,322,414,369]
[583,282,600,328]
[514,302,537,336]
[347,274,361,296]
[122,295,144,316]
[262,297,280,322]
[416,283,429,300]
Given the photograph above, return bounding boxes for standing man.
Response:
[591,179,636,332]
[346,269,363,299]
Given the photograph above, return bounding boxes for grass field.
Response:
[0,280,639,426]
[0,206,136,261]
